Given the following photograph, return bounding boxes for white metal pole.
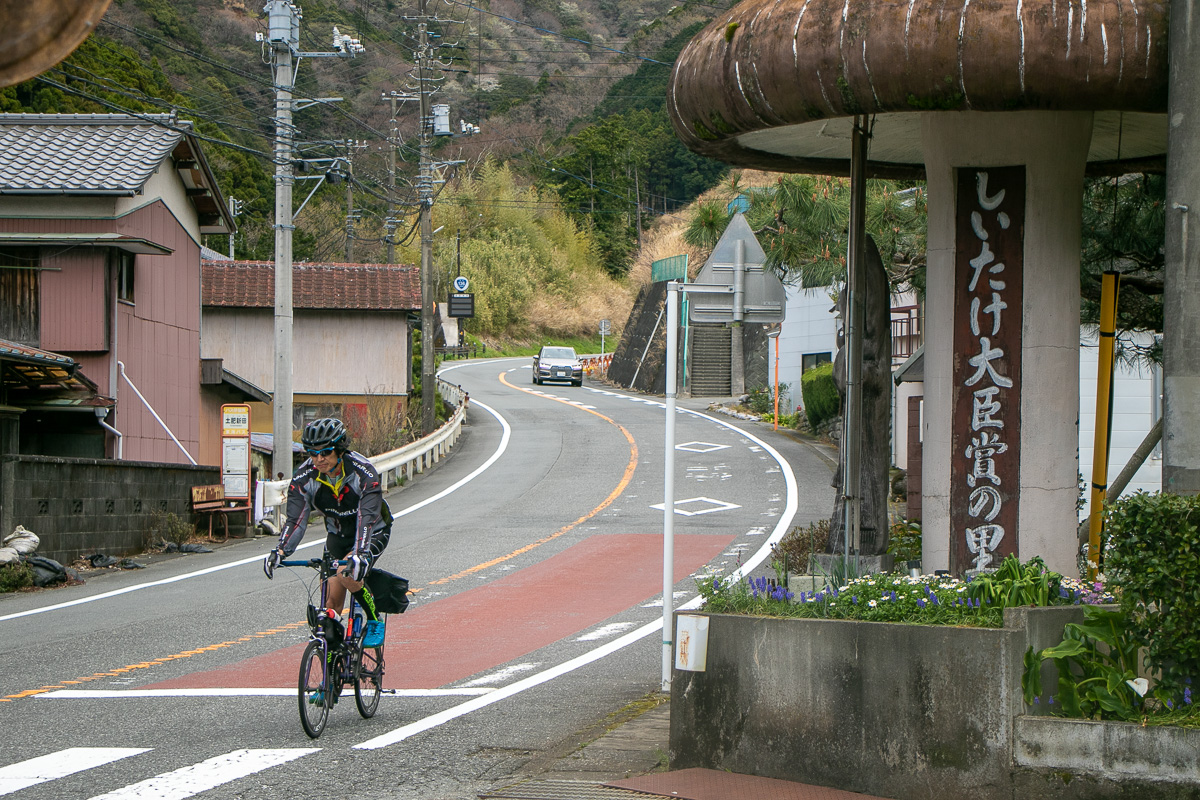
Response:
[662,280,679,691]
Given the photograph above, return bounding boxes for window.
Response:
[802,352,832,372]
[117,252,135,303]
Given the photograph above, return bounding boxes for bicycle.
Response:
[280,554,390,739]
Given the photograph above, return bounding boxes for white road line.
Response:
[35,688,494,699]
[0,748,149,796]
[86,749,319,800]
[575,622,636,641]
[458,663,540,687]
[353,396,800,750]
[0,399,510,624]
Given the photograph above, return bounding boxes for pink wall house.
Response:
[0,113,234,464]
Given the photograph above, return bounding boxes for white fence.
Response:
[261,378,469,510]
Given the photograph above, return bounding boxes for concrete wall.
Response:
[1079,329,1162,513]
[668,607,1194,800]
[921,111,1090,576]
[201,308,411,397]
[769,282,837,413]
[11,455,218,564]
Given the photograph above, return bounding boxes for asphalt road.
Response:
[0,358,837,800]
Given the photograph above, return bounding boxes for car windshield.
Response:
[541,347,576,359]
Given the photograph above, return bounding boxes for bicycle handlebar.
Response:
[280,558,349,568]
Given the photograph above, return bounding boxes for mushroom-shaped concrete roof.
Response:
[668,0,1169,177]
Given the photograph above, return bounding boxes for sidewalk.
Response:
[480,698,890,800]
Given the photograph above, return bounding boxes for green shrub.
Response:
[747,383,788,416]
[771,519,826,576]
[1022,605,1146,720]
[800,362,838,429]
[145,510,195,548]
[887,519,922,563]
[1105,491,1200,701]
[0,561,33,593]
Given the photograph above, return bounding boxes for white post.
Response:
[662,280,679,691]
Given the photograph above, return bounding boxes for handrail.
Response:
[261,377,469,509]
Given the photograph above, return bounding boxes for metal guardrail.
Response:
[261,377,469,509]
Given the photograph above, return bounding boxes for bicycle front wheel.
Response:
[355,642,383,718]
[299,640,330,738]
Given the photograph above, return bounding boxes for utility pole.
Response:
[262,0,362,481]
[384,92,401,264]
[1164,0,1200,496]
[418,0,436,437]
[342,139,365,262]
[227,197,245,259]
[265,0,296,483]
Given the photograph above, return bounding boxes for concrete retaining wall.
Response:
[11,455,219,563]
[670,608,1199,800]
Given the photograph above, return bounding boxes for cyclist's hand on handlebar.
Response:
[345,553,370,582]
[264,549,282,579]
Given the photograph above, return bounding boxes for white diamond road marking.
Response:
[0,748,150,796]
[575,622,636,641]
[676,441,731,453]
[86,749,319,800]
[649,496,742,516]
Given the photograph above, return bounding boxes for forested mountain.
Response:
[0,0,730,304]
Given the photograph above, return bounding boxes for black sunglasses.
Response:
[305,446,337,457]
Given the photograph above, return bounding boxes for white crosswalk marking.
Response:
[86,749,319,800]
[0,748,150,796]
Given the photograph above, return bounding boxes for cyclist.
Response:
[263,417,391,648]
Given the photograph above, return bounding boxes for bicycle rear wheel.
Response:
[298,640,330,738]
[355,642,383,718]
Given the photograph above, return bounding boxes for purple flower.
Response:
[1186,688,1193,706]
[851,596,858,605]
[917,599,926,608]
[712,579,720,592]
[1033,696,1040,705]
[1048,696,1055,706]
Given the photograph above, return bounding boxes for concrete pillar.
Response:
[1163,0,1200,496]
[921,111,1091,576]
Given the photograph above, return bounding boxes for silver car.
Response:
[532,346,583,386]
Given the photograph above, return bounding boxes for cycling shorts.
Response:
[325,524,390,566]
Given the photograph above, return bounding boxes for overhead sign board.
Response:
[688,213,786,324]
[447,292,475,318]
[651,254,688,283]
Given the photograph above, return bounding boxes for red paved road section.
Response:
[148,533,733,690]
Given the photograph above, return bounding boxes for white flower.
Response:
[868,600,878,608]
[1127,678,1149,697]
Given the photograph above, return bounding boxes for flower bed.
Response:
[669,607,1200,800]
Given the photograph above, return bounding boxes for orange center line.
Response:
[3,374,636,703]
[424,372,639,587]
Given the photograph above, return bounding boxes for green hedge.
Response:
[1106,491,1200,701]
[800,361,838,429]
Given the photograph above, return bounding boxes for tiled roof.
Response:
[0,114,185,194]
[202,260,421,311]
[0,338,76,367]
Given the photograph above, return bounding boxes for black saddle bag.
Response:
[366,568,410,614]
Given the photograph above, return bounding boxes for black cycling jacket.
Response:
[276,451,393,557]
